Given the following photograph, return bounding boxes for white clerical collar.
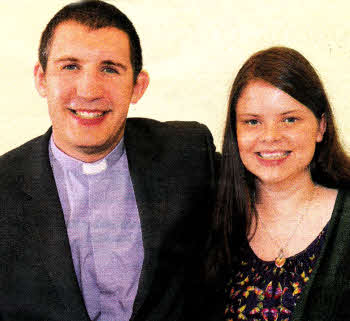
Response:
[82,159,107,175]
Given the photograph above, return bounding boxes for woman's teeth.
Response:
[257,151,290,160]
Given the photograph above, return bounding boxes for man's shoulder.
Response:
[0,134,44,167]
[0,133,46,185]
[125,118,216,174]
[126,117,210,130]
[126,117,213,144]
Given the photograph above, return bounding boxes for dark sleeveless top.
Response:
[224,223,328,321]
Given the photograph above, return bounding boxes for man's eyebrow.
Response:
[102,60,127,71]
[52,57,128,71]
[236,112,259,117]
[53,57,79,63]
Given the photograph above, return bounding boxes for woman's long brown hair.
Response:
[206,46,350,285]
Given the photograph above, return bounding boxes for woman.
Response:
[208,47,350,320]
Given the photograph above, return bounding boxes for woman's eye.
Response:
[245,119,259,126]
[283,117,298,123]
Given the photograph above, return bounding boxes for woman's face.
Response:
[235,79,326,186]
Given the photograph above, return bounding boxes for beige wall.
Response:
[1,0,349,153]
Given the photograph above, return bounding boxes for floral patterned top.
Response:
[224,224,328,321]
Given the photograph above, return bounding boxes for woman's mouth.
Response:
[256,151,291,160]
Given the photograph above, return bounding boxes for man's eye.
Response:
[102,67,119,74]
[63,64,78,70]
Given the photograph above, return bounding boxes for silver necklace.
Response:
[258,186,316,268]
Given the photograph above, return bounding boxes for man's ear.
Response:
[131,70,150,104]
[316,113,327,142]
[34,62,47,98]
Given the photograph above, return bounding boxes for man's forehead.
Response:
[47,21,132,61]
[51,20,130,45]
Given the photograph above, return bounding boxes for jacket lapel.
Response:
[18,123,168,319]
[20,129,89,320]
[124,120,167,318]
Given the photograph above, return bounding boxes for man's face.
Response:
[35,21,148,162]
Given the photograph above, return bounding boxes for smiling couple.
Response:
[0,1,350,321]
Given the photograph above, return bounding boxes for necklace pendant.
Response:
[275,256,286,268]
[275,249,286,268]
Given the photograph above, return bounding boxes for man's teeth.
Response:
[258,151,290,160]
[74,111,104,119]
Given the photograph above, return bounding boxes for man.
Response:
[0,1,216,320]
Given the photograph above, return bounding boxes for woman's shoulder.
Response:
[317,186,350,210]
[332,188,350,207]
[326,188,350,227]
[339,188,350,212]
[341,187,350,196]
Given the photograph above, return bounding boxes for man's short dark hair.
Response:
[39,0,142,82]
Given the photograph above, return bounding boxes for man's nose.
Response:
[76,69,103,100]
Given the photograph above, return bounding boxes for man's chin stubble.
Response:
[76,126,124,157]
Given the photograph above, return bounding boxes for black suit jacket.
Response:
[0,118,217,321]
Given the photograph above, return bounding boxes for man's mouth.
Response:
[256,151,291,160]
[69,109,109,119]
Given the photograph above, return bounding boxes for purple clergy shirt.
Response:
[49,136,144,321]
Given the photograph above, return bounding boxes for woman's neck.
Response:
[255,172,317,221]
